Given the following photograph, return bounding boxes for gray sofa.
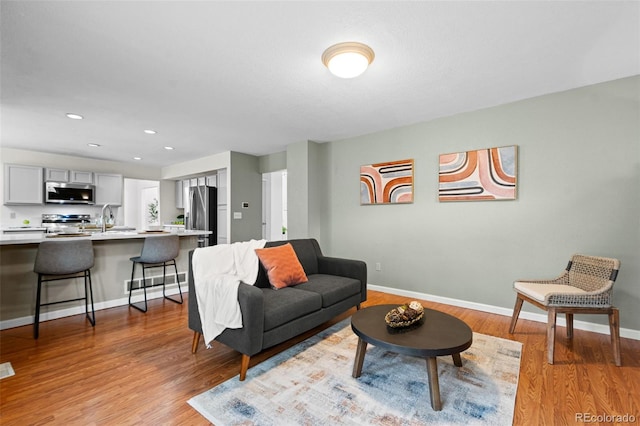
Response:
[188,238,367,380]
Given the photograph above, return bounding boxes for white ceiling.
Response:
[1,1,639,168]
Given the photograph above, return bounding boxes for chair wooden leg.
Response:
[191,331,202,354]
[547,308,557,364]
[566,313,574,339]
[609,308,621,366]
[239,354,250,381]
[509,296,524,334]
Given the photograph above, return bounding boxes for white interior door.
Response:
[262,170,287,241]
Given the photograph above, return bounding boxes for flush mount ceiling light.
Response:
[66,113,83,120]
[133,157,142,161]
[144,129,157,134]
[164,146,174,150]
[322,42,375,78]
[87,143,100,147]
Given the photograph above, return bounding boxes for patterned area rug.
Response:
[0,362,15,380]
[188,319,522,425]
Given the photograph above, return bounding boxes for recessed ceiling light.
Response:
[322,42,375,78]
[144,129,157,134]
[164,146,174,150]
[66,113,84,120]
[133,157,142,161]
[87,143,101,147]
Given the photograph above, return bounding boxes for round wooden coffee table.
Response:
[351,304,473,411]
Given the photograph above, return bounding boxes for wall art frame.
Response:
[438,145,518,202]
[360,159,414,205]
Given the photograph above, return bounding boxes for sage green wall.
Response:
[286,141,328,246]
[229,151,262,243]
[259,151,286,173]
[286,141,310,240]
[323,76,640,331]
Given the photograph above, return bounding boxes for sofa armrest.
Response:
[318,256,368,303]
[216,283,265,356]
[188,250,265,355]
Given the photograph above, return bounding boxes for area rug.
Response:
[188,319,522,425]
[0,362,15,380]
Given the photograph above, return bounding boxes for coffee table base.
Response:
[352,337,464,411]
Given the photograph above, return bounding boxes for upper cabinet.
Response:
[4,164,44,205]
[175,180,184,209]
[45,168,94,184]
[45,168,69,182]
[95,173,123,206]
[70,170,94,184]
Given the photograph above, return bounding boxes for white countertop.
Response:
[0,230,211,246]
[2,227,48,232]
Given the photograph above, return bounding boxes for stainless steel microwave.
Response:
[45,182,96,205]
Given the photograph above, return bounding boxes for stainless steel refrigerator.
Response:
[185,185,217,246]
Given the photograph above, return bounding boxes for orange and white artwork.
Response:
[439,146,517,202]
[360,159,414,205]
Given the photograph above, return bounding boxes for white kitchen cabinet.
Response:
[45,168,93,184]
[216,168,228,244]
[175,180,184,209]
[45,168,69,182]
[4,164,44,205]
[95,173,123,206]
[70,170,93,184]
[183,180,190,208]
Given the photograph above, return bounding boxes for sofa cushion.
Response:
[255,243,308,289]
[265,239,319,275]
[294,274,362,308]
[262,287,322,331]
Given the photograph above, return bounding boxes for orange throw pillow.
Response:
[255,243,308,289]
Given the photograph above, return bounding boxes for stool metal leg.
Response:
[34,270,95,338]
[129,261,148,313]
[34,274,43,339]
[163,259,183,304]
[85,270,96,326]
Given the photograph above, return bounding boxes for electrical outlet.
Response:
[375,262,382,272]
[10,212,16,219]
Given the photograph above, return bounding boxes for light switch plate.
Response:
[233,212,242,219]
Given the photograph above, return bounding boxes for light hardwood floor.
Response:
[1,290,638,425]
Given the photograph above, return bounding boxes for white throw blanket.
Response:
[192,239,267,347]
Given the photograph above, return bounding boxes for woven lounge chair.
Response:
[509,254,621,365]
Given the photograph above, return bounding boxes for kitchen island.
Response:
[0,230,210,329]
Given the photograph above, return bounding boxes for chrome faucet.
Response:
[101,203,113,232]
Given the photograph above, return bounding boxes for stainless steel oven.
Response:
[41,214,92,233]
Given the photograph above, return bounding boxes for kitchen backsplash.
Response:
[1,204,121,229]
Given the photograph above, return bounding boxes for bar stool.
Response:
[129,234,183,312]
[33,239,96,339]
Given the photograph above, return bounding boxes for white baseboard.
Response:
[368,284,640,341]
[0,287,186,331]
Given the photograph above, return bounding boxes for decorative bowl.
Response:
[385,301,425,328]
